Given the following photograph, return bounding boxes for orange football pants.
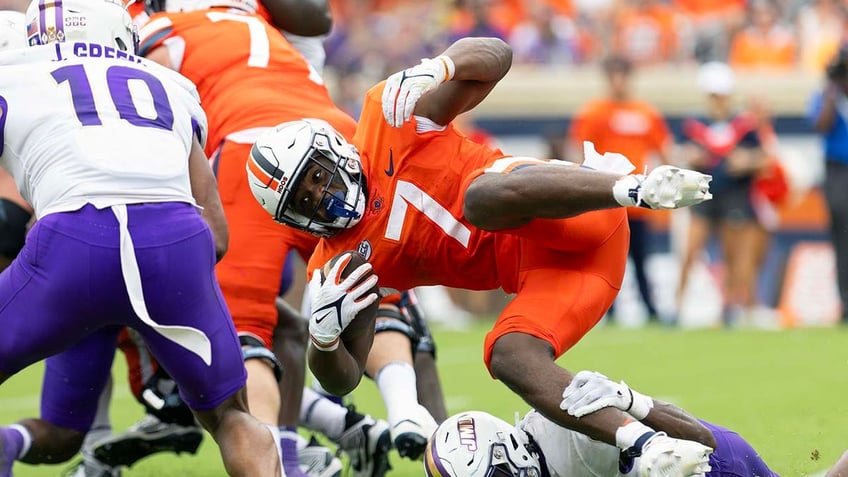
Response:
[214,139,318,346]
[483,208,629,370]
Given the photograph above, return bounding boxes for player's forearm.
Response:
[464,165,621,230]
[442,37,512,84]
[307,345,364,396]
[641,400,717,448]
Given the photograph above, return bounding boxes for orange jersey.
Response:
[308,83,520,293]
[137,9,356,155]
[613,4,680,64]
[728,26,797,70]
[569,98,670,171]
[569,98,670,218]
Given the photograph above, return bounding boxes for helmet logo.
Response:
[457,417,478,452]
[276,175,288,193]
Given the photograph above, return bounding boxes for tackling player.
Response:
[134,0,444,470]
[0,0,280,475]
[425,370,777,477]
[247,36,714,475]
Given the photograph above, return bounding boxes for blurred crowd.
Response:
[325,0,848,116]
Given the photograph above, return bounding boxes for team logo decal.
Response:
[357,240,372,260]
[457,417,478,452]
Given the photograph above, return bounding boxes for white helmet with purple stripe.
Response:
[425,411,545,477]
[25,0,138,53]
[0,11,26,52]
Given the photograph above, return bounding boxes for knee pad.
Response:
[0,198,31,259]
[239,334,283,382]
[398,291,437,359]
[140,367,196,427]
[374,307,420,356]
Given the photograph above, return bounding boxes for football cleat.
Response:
[62,453,121,477]
[92,414,203,468]
[391,404,438,461]
[299,436,343,477]
[336,407,392,477]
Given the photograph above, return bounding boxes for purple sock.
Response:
[279,426,307,477]
[0,426,24,477]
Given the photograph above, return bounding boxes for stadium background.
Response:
[2,0,848,475]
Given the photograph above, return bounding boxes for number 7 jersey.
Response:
[0,42,207,219]
[307,83,521,293]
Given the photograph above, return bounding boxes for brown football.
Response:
[319,250,381,338]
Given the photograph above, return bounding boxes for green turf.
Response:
[1,322,845,476]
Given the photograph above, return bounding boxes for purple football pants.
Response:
[0,203,246,433]
[703,420,780,477]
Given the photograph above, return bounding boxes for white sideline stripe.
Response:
[0,387,132,412]
[807,471,828,477]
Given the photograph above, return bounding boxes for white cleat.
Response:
[298,437,343,477]
[390,405,438,461]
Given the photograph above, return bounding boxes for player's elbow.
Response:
[464,175,524,230]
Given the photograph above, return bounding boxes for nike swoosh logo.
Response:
[385,149,394,176]
[314,311,333,324]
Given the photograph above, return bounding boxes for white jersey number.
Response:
[206,12,270,68]
[384,180,471,248]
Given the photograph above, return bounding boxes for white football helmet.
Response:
[144,0,257,14]
[0,11,26,52]
[25,0,138,53]
[425,411,546,477]
[247,119,367,238]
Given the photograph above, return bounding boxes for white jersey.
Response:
[519,410,626,477]
[0,42,208,218]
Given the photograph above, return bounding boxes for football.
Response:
[319,250,381,337]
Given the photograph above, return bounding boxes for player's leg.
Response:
[399,290,448,422]
[676,205,713,322]
[365,303,438,460]
[627,216,659,320]
[485,223,631,445]
[215,139,305,475]
[0,327,121,477]
[299,387,391,477]
[123,202,280,476]
[65,375,121,477]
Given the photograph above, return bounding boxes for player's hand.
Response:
[308,253,379,351]
[637,433,713,477]
[382,55,455,128]
[613,166,712,209]
[561,370,654,419]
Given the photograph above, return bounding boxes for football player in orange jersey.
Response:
[247,36,718,475]
[133,0,444,473]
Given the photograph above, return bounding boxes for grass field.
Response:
[1,321,846,476]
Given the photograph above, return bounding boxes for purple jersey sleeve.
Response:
[700,420,780,477]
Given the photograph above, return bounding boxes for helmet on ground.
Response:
[0,11,26,52]
[425,411,544,477]
[143,0,257,14]
[247,119,366,238]
[25,0,138,53]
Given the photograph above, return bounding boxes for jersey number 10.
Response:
[51,64,174,130]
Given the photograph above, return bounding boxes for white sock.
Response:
[300,387,347,440]
[7,425,31,459]
[375,361,418,427]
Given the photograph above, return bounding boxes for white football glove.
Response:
[381,55,456,128]
[637,433,713,477]
[308,253,379,351]
[613,165,712,209]
[561,370,654,419]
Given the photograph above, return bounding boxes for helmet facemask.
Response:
[280,148,365,237]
